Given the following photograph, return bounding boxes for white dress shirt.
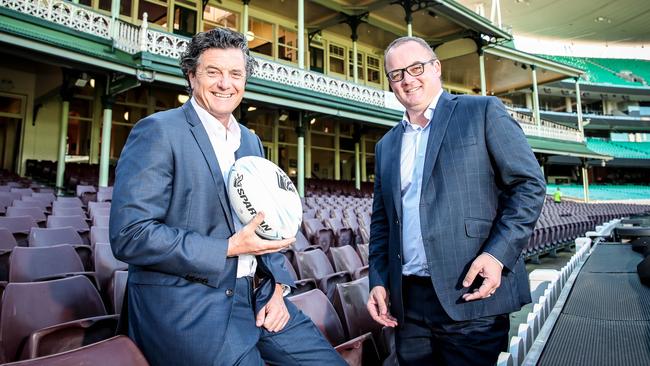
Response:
[191,98,256,278]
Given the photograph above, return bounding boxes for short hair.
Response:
[384,36,437,71]
[180,28,257,95]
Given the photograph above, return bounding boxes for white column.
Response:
[272,116,279,165]
[352,40,359,83]
[479,51,486,96]
[99,96,114,187]
[361,134,367,182]
[354,142,360,190]
[565,96,573,113]
[305,126,312,178]
[334,121,340,180]
[407,22,412,36]
[525,92,533,110]
[242,1,249,37]
[575,78,584,136]
[582,163,590,203]
[531,66,541,126]
[297,0,305,69]
[56,99,70,192]
[297,113,305,197]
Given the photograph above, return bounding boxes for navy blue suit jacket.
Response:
[369,92,546,322]
[109,102,294,366]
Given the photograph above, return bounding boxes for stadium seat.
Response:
[0,216,38,235]
[6,207,46,223]
[46,215,90,234]
[51,206,86,218]
[93,215,110,228]
[107,270,128,314]
[288,289,380,366]
[28,227,91,270]
[294,249,351,302]
[356,243,369,266]
[2,335,148,366]
[23,315,119,360]
[93,243,127,292]
[280,254,317,296]
[90,226,110,247]
[8,245,86,283]
[0,276,107,362]
[329,245,368,280]
[302,218,335,252]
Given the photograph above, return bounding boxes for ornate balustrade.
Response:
[508,108,584,143]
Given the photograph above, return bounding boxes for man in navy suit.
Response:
[367,36,546,365]
[110,28,345,366]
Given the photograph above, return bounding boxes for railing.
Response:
[508,108,584,143]
[3,0,584,142]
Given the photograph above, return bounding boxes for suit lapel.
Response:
[422,92,457,190]
[389,126,403,220]
[182,102,235,234]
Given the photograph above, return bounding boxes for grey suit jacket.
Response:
[369,92,546,322]
[109,102,294,366]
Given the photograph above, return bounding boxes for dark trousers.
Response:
[396,275,509,366]
[219,277,346,366]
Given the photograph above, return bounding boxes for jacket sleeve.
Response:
[482,97,546,270]
[368,139,391,289]
[109,116,229,278]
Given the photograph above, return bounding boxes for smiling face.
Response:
[189,47,247,126]
[385,40,442,118]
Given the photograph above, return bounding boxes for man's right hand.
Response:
[367,286,398,327]
[227,212,295,256]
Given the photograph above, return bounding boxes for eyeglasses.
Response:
[386,59,436,82]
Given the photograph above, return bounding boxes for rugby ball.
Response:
[227,156,302,240]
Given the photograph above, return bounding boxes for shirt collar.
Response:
[190,97,240,138]
[401,89,443,130]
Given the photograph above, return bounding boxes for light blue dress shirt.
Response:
[400,91,442,276]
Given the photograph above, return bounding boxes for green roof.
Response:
[541,55,650,88]
[527,136,610,159]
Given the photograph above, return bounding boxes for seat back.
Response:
[108,270,128,314]
[333,277,381,340]
[295,249,335,280]
[51,207,86,217]
[0,276,107,362]
[94,243,127,291]
[6,207,46,222]
[329,245,363,274]
[0,216,38,235]
[46,216,89,233]
[90,226,110,247]
[356,244,369,266]
[0,227,18,251]
[3,336,148,366]
[9,245,84,282]
[29,227,84,247]
[93,215,110,228]
[288,289,346,346]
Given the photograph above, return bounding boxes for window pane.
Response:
[329,44,345,75]
[309,47,324,73]
[173,5,196,36]
[278,27,298,63]
[139,0,167,27]
[248,17,274,57]
[203,4,237,31]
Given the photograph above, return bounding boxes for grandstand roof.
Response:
[527,137,611,160]
[457,0,650,44]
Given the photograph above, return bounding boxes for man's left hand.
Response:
[256,284,290,332]
[461,253,503,301]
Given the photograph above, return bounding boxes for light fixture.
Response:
[247,106,257,112]
[75,73,89,87]
[310,118,316,124]
[246,31,255,42]
[324,127,329,133]
[123,111,129,121]
[601,160,606,167]
[279,112,289,121]
[594,16,611,23]
[89,79,95,88]
[177,94,189,103]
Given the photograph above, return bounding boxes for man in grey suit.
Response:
[367,36,546,365]
[110,28,345,366]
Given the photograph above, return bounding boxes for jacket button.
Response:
[225,289,234,297]
[395,219,400,225]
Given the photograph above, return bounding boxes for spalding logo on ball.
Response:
[227,156,302,240]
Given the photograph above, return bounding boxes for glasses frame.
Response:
[386,59,437,82]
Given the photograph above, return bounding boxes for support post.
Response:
[99,95,114,187]
[479,50,487,96]
[531,65,541,126]
[297,0,305,69]
[296,113,305,197]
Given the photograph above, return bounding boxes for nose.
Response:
[216,73,232,89]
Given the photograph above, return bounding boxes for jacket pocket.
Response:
[464,218,492,238]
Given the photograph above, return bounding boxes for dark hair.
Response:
[180,27,257,95]
[384,36,436,71]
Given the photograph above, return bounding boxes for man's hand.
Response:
[256,284,290,332]
[462,253,503,301]
[227,212,295,257]
[367,286,398,327]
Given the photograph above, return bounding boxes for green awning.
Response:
[527,136,612,160]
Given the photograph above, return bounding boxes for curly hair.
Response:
[180,28,257,95]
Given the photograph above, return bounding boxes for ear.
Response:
[432,59,442,78]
